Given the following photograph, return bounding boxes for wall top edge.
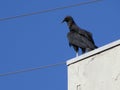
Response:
[66,39,120,66]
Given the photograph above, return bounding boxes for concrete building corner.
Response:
[67,40,120,90]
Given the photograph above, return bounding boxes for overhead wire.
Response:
[0,61,66,77]
[0,0,102,77]
[0,0,102,21]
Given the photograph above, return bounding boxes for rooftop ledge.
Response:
[67,39,120,66]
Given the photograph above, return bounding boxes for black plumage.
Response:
[62,16,97,56]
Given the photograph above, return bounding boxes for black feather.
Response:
[63,16,97,55]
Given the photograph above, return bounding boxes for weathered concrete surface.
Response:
[67,40,120,90]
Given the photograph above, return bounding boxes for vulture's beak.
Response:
[62,19,65,23]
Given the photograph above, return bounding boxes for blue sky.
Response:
[0,0,120,90]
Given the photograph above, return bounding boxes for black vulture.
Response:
[62,16,97,57]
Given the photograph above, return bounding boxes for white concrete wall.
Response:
[67,40,120,90]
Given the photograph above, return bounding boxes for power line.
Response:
[0,0,102,21]
[0,61,66,77]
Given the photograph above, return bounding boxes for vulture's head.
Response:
[62,16,74,23]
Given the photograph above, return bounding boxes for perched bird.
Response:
[62,16,97,57]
